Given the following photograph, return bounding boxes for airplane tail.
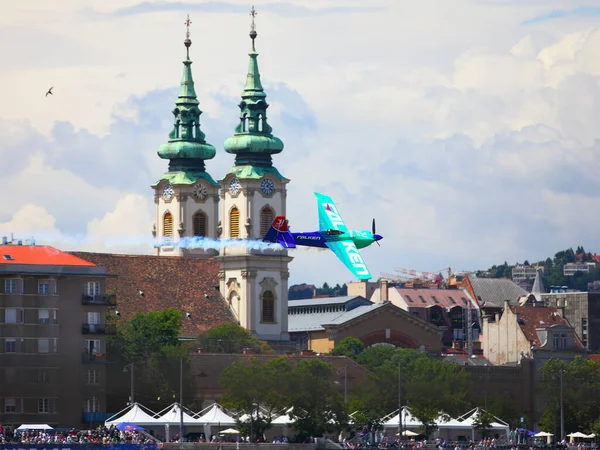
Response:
[263,216,296,248]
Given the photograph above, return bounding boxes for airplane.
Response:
[263,192,383,280]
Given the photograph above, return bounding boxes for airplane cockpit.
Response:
[326,229,344,235]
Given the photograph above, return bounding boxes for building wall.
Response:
[347,280,378,300]
[0,269,108,427]
[308,331,332,353]
[482,304,532,365]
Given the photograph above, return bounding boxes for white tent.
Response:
[382,406,422,428]
[272,408,294,426]
[105,403,161,426]
[437,418,473,429]
[155,403,202,426]
[195,403,237,426]
[17,424,53,430]
[457,408,509,440]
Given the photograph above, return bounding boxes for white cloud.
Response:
[2,0,600,286]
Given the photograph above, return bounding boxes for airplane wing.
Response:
[325,240,372,280]
[315,192,349,233]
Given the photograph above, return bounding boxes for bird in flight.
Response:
[46,87,53,97]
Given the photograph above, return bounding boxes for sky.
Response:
[1,0,600,287]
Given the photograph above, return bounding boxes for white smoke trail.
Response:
[154,236,285,252]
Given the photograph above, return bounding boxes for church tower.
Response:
[217,7,292,341]
[152,16,219,257]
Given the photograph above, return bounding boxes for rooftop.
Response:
[468,275,528,308]
[0,245,96,266]
[70,252,235,337]
[395,288,477,310]
[509,304,583,347]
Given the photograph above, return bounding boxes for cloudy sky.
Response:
[1,0,600,287]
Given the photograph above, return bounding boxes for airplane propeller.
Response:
[372,218,380,246]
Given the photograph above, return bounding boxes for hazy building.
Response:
[0,243,110,427]
[512,265,544,283]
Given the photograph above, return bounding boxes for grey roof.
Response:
[288,311,347,332]
[322,303,388,326]
[469,275,528,307]
[441,354,491,366]
[531,269,545,301]
[288,296,368,308]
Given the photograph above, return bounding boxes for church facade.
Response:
[151,14,291,341]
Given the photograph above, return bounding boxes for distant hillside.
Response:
[478,246,600,292]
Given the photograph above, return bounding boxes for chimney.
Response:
[381,280,389,302]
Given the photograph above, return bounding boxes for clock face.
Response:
[229,177,241,196]
[162,183,174,201]
[193,182,208,201]
[261,178,275,195]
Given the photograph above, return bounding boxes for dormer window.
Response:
[2,254,13,261]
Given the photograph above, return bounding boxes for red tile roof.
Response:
[0,245,96,266]
[509,305,584,348]
[70,252,235,337]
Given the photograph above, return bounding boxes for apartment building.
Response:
[0,242,111,427]
[512,265,544,283]
[563,262,596,276]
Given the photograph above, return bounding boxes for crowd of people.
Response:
[0,424,157,445]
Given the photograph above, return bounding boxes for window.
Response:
[5,339,17,353]
[553,333,568,349]
[3,254,14,260]
[38,309,50,324]
[4,398,16,413]
[84,398,99,413]
[418,295,426,303]
[5,367,17,383]
[192,211,207,237]
[87,369,99,384]
[84,282,100,296]
[85,339,101,355]
[261,291,275,323]
[38,398,50,413]
[38,339,49,353]
[87,312,101,325]
[431,296,439,304]
[38,280,56,295]
[4,279,19,294]
[5,308,23,324]
[260,206,274,236]
[448,296,457,304]
[405,295,414,303]
[230,207,240,239]
[163,212,173,242]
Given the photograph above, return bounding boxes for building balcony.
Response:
[82,323,106,334]
[82,351,106,364]
[81,294,115,305]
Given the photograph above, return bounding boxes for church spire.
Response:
[224,6,284,168]
[157,15,216,174]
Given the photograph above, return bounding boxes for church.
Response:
[77,11,291,342]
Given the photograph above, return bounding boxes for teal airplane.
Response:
[263,192,383,280]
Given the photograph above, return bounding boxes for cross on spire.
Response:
[249,5,257,50]
[184,14,192,59]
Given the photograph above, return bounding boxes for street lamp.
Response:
[398,363,402,441]
[123,363,134,404]
[335,365,348,405]
[178,313,194,449]
[559,369,565,442]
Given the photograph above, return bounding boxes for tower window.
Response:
[258,114,263,132]
[230,207,240,239]
[260,207,274,237]
[193,211,207,237]
[262,291,275,323]
[163,212,173,242]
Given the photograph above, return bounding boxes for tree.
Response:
[330,337,365,359]
[220,357,292,441]
[472,409,495,438]
[287,359,348,439]
[197,322,271,354]
[106,309,196,411]
[539,357,600,435]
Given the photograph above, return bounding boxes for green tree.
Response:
[220,356,292,441]
[288,359,348,439]
[539,357,600,435]
[330,337,365,359]
[107,309,196,411]
[472,409,495,438]
[197,322,270,354]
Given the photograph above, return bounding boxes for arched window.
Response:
[193,211,206,237]
[262,291,275,323]
[258,114,263,132]
[243,115,249,132]
[230,207,240,239]
[260,206,274,236]
[163,212,173,242]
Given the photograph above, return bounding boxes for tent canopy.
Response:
[17,424,53,430]
[195,403,236,426]
[105,403,160,426]
[220,428,240,434]
[155,403,201,426]
[383,406,423,428]
[534,432,553,437]
[568,432,589,438]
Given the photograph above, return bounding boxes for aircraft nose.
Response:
[374,234,383,241]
